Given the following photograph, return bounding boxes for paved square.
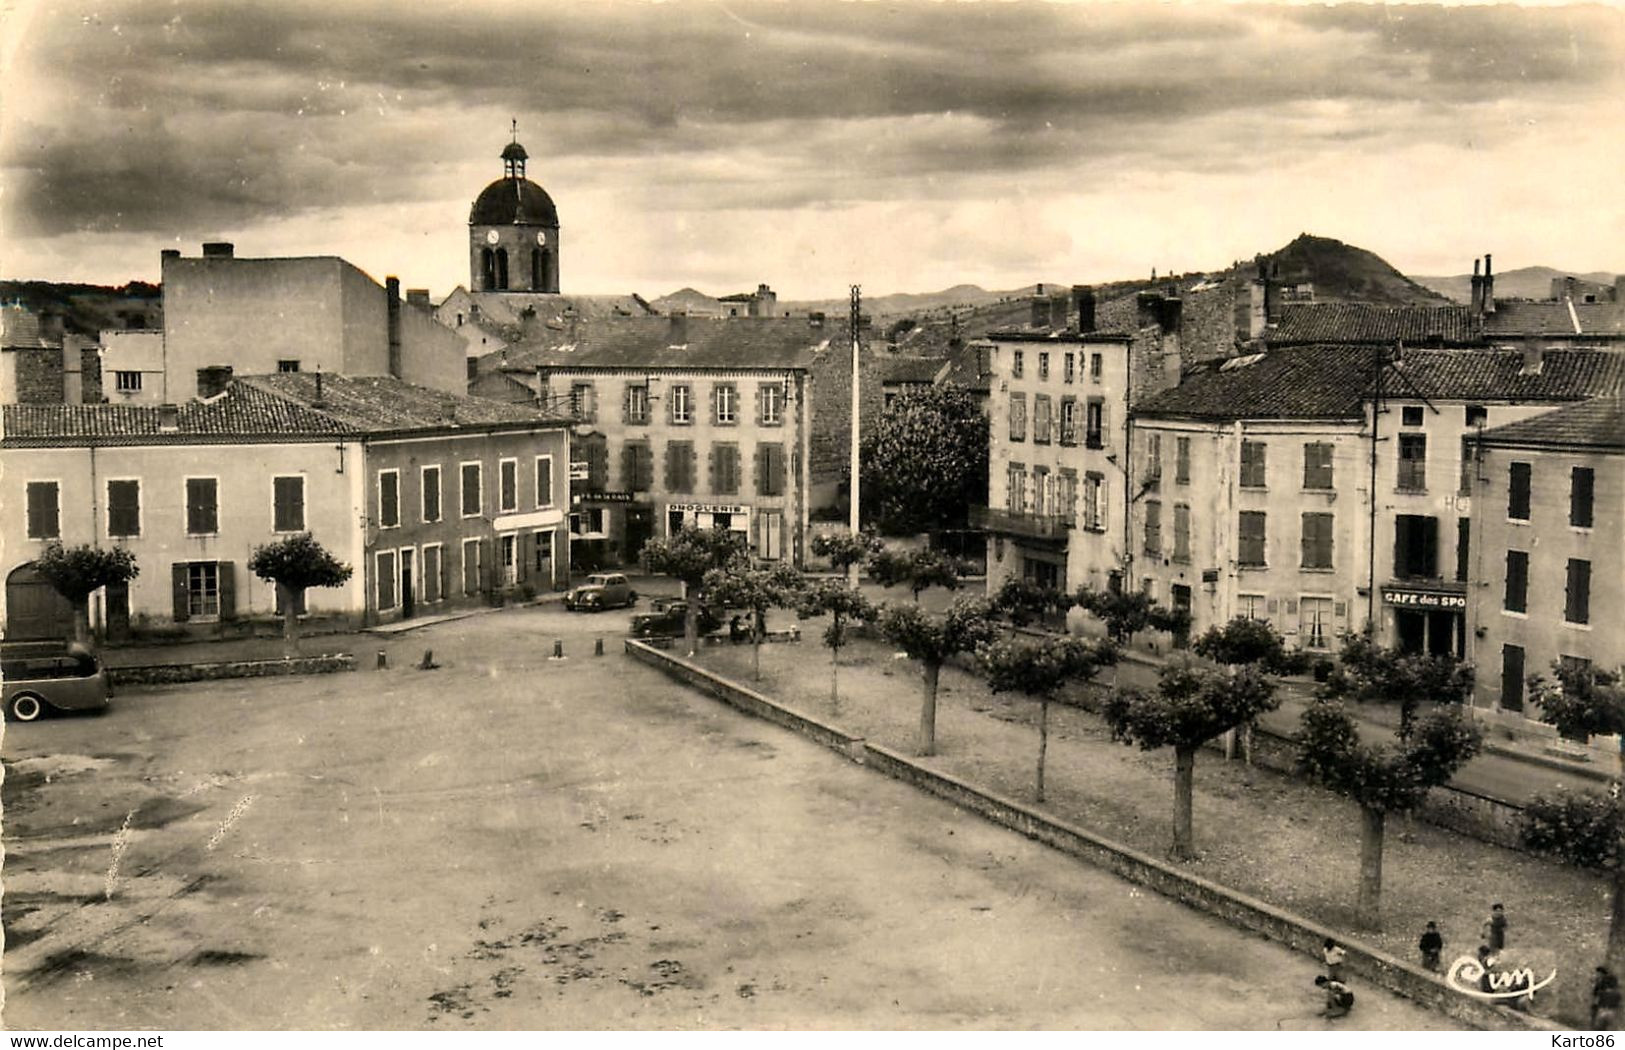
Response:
[3,606,1459,1030]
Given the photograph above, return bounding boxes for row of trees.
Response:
[30,536,351,647]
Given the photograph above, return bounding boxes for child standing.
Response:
[1322,938,1347,982]
[1419,921,1444,971]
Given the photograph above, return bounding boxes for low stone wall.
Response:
[624,640,864,759]
[108,654,357,686]
[631,644,1558,1032]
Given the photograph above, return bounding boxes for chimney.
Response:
[314,371,325,406]
[160,248,181,263]
[1050,292,1070,330]
[1470,258,1483,314]
[1482,254,1495,315]
[201,241,234,258]
[38,308,65,344]
[386,276,403,378]
[1614,275,1625,304]
[159,404,179,432]
[669,310,689,344]
[1157,296,1183,335]
[1073,285,1096,333]
[1030,294,1052,330]
[196,365,233,398]
[406,288,431,311]
[1520,340,1544,376]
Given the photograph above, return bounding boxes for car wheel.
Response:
[9,693,47,722]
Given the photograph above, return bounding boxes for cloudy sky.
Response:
[3,0,1623,299]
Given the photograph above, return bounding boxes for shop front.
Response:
[1382,583,1467,658]
[667,501,751,539]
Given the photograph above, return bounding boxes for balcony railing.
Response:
[971,505,1072,541]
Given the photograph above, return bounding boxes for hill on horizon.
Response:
[1412,265,1621,304]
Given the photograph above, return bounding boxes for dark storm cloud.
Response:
[4,0,1621,237]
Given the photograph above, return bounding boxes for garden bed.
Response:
[695,634,1606,1028]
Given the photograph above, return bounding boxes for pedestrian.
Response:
[1418,921,1444,971]
[1322,938,1346,981]
[1483,903,1508,952]
[1593,967,1621,1030]
[1315,975,1355,1019]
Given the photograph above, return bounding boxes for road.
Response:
[3,604,1459,1030]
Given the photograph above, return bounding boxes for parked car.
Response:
[1,641,111,722]
[563,573,637,612]
[630,597,722,638]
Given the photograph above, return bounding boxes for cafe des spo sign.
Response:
[1382,587,1467,610]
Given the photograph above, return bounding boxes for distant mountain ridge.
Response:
[1412,266,1621,304]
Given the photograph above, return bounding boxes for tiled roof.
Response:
[2,304,48,348]
[943,341,990,393]
[1391,348,1625,401]
[1485,300,1625,338]
[1477,397,1625,451]
[1136,345,1374,420]
[497,316,824,372]
[1265,303,1481,346]
[1137,346,1625,422]
[239,374,566,430]
[880,356,949,384]
[451,290,655,329]
[2,375,566,447]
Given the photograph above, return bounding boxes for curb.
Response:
[626,638,1562,1033]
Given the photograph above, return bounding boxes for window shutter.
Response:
[1571,468,1595,527]
[756,445,768,496]
[171,563,190,622]
[218,562,237,620]
[623,384,634,425]
[1421,516,1439,576]
[622,445,638,491]
[755,385,765,426]
[710,385,720,425]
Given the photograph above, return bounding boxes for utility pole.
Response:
[1366,343,1383,629]
[849,284,862,587]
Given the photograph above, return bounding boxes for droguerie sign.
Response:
[1445,953,1557,1001]
[1382,587,1468,610]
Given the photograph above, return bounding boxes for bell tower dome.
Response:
[469,123,560,293]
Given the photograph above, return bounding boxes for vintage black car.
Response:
[563,573,638,611]
[629,597,723,638]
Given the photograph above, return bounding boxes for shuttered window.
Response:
[1566,559,1591,624]
[1508,462,1531,520]
[622,444,654,492]
[757,443,785,496]
[1571,467,1595,528]
[1501,644,1525,712]
[1176,437,1191,485]
[26,481,60,539]
[461,463,482,517]
[1173,503,1191,562]
[1009,393,1026,441]
[378,551,398,610]
[107,479,141,537]
[1240,442,1267,489]
[1238,511,1267,566]
[422,466,442,522]
[186,478,219,535]
[1301,512,1334,569]
[666,441,696,492]
[534,457,553,508]
[1397,434,1427,492]
[711,443,741,495]
[1033,395,1052,445]
[1504,550,1528,613]
[274,476,305,532]
[1143,500,1162,555]
[379,470,401,528]
[499,459,518,512]
[1302,443,1333,489]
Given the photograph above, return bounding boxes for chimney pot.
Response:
[159,404,179,431]
[201,241,234,258]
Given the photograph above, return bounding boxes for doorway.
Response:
[400,549,415,619]
[5,563,74,640]
[625,507,654,565]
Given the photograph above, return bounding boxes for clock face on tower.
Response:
[536,231,548,246]
[486,230,500,245]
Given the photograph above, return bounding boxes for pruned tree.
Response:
[702,563,804,681]
[983,635,1118,802]
[1073,586,1188,644]
[641,525,750,656]
[1530,661,1625,758]
[1297,700,1482,929]
[991,577,1068,629]
[797,579,877,709]
[1194,617,1286,668]
[859,383,989,535]
[810,529,880,583]
[1521,789,1625,971]
[34,542,140,644]
[876,597,995,756]
[248,534,353,649]
[868,547,964,603]
[1320,631,1475,738]
[1104,659,1279,859]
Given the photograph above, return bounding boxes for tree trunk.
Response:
[1358,806,1386,931]
[918,661,941,756]
[1036,696,1049,804]
[1608,867,1625,974]
[684,602,698,657]
[278,582,301,654]
[72,599,91,645]
[752,609,765,680]
[1172,746,1196,860]
[830,652,840,711]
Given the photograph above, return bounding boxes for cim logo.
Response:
[1445,954,1558,1000]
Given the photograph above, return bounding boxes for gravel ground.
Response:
[698,631,1605,1027]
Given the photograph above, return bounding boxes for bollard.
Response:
[419,649,438,670]
[376,649,387,670]
[550,638,565,661]
[594,637,604,657]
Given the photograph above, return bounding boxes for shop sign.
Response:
[1382,587,1466,610]
[581,491,634,504]
[669,502,747,515]
[569,461,589,481]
